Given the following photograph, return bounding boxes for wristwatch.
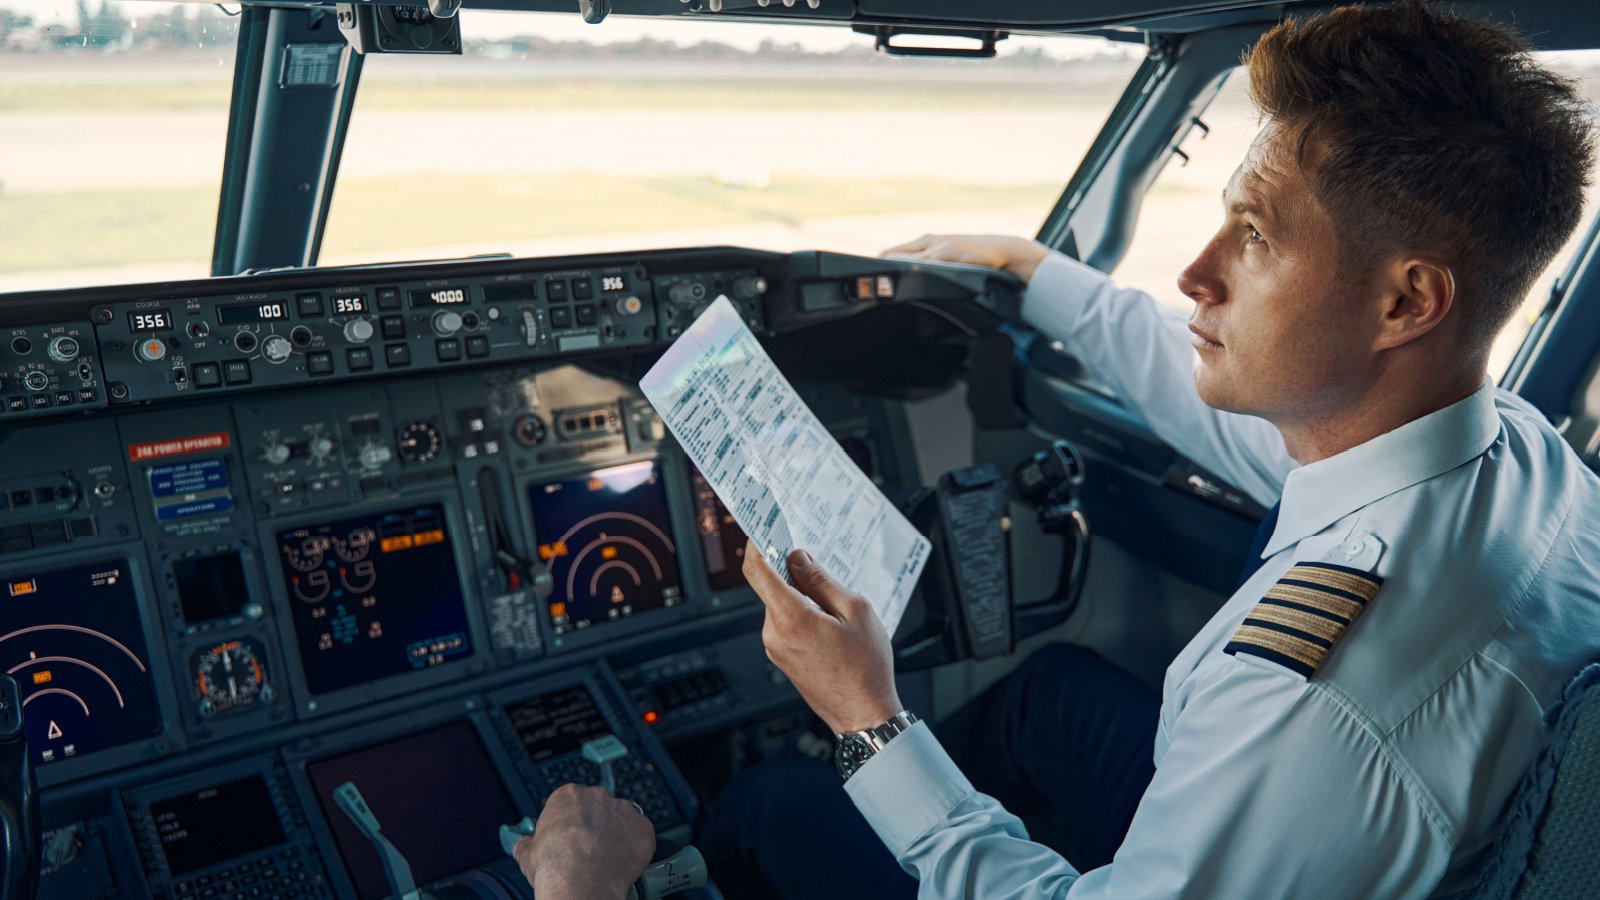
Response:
[834,710,920,781]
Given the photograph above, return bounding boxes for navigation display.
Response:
[689,463,748,591]
[275,504,472,695]
[151,774,286,876]
[504,685,612,763]
[307,721,518,900]
[529,461,683,635]
[0,560,162,766]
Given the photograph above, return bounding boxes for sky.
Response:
[0,0,1128,57]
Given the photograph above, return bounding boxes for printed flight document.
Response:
[640,296,930,635]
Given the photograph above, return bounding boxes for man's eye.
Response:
[1246,226,1266,245]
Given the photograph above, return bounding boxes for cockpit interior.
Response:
[1,1,1598,898]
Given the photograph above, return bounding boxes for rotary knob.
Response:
[343,319,375,344]
[614,296,644,316]
[263,441,291,465]
[47,336,80,362]
[262,334,293,363]
[135,337,167,363]
[432,310,463,337]
[23,370,49,392]
[357,440,393,470]
[309,435,337,461]
[732,275,769,300]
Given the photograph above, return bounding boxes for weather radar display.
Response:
[530,461,683,635]
[0,560,163,765]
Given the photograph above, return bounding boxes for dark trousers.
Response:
[699,644,1161,900]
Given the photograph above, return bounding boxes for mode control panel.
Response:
[92,264,669,405]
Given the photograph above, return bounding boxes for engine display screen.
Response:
[529,461,682,635]
[307,721,519,900]
[151,774,286,876]
[504,685,612,763]
[0,560,162,766]
[275,504,472,695]
[689,463,748,591]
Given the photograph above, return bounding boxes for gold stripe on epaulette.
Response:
[1283,565,1381,602]
[1230,625,1327,669]
[1246,604,1348,643]
[1263,584,1365,621]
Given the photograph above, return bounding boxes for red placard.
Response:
[127,432,232,462]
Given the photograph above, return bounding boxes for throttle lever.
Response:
[499,736,707,900]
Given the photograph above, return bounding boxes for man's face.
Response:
[1179,124,1384,423]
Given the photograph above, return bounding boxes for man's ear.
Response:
[1374,257,1455,350]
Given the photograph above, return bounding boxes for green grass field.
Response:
[0,171,1064,274]
[0,76,1120,113]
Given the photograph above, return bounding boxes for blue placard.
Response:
[149,458,230,498]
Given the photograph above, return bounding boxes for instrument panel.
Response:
[0,246,1010,899]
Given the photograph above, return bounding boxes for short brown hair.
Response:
[1246,0,1594,353]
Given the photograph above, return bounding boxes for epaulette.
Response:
[1223,561,1383,678]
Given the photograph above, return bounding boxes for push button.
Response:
[346,347,373,371]
[223,360,252,385]
[78,388,96,403]
[31,394,50,409]
[550,307,572,328]
[376,287,402,311]
[306,351,334,376]
[53,391,73,406]
[6,397,25,412]
[380,316,406,340]
[575,305,597,326]
[435,339,461,362]
[296,293,323,317]
[193,363,222,388]
[385,344,411,367]
[465,335,490,358]
[546,279,569,302]
[572,278,594,300]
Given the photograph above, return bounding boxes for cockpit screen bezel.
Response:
[261,495,488,719]
[518,451,707,654]
[3,548,184,790]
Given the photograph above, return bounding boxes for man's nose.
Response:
[1178,240,1225,307]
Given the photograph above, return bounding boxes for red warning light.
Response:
[642,710,659,725]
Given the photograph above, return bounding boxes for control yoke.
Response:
[498,736,707,900]
[0,675,39,900]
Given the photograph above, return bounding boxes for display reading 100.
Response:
[127,310,173,331]
[217,302,291,325]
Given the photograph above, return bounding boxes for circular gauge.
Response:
[333,526,376,563]
[193,639,272,718]
[513,414,548,448]
[396,420,442,464]
[282,535,327,572]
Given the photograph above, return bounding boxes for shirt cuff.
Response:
[843,722,974,855]
[1021,251,1113,342]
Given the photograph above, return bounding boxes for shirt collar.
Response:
[1259,379,1501,560]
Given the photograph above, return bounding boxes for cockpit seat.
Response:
[1469,662,1600,899]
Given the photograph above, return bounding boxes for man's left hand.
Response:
[743,541,903,735]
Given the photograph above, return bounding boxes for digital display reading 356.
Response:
[275,504,471,695]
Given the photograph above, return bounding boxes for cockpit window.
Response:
[319,11,1142,266]
[1121,55,1600,380]
[0,0,239,292]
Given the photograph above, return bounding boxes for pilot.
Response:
[513,1,1600,898]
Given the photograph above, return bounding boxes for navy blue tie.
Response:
[1235,501,1281,590]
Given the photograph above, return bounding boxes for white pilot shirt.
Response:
[844,251,1600,898]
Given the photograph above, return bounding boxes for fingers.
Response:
[741,538,816,621]
[786,549,862,621]
[880,233,936,259]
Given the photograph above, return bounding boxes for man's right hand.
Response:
[513,783,655,900]
[881,234,1052,284]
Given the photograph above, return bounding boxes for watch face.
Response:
[835,735,872,779]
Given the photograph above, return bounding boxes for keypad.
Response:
[168,847,326,900]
